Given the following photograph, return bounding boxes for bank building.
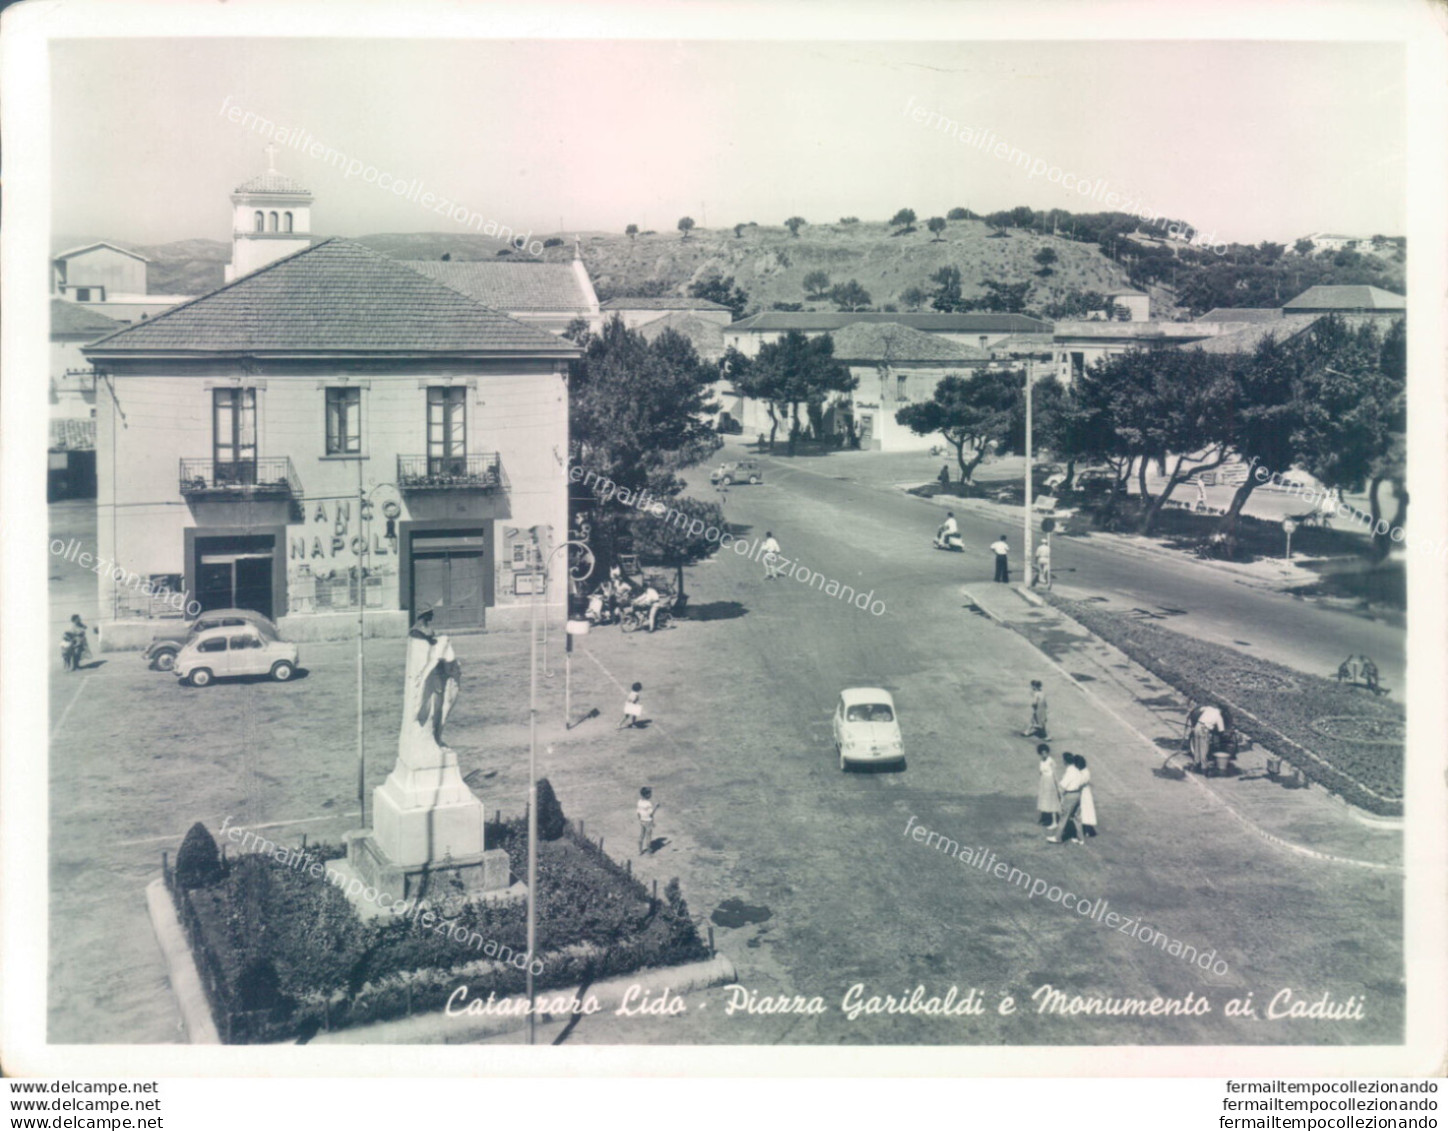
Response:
[83,160,585,648]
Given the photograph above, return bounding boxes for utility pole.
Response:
[1024,360,1034,586]
[356,458,366,826]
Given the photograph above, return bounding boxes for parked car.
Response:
[832,688,905,770]
[709,460,763,486]
[144,608,281,671]
[175,625,299,687]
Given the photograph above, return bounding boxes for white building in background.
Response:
[50,241,192,324]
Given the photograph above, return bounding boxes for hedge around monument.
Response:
[179,817,709,1041]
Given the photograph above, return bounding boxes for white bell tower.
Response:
[225,145,314,281]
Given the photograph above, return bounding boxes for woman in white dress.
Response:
[1077,754,1098,840]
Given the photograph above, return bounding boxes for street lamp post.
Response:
[525,532,595,1044]
[1024,360,1034,585]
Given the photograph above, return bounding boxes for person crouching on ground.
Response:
[1036,744,1061,832]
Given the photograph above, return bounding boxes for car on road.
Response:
[175,624,299,687]
[144,608,281,671]
[709,460,763,486]
[832,688,905,770]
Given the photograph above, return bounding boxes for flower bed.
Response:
[1045,595,1403,816]
[175,817,709,1042]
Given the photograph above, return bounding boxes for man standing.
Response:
[937,464,951,492]
[761,531,783,580]
[990,534,1010,583]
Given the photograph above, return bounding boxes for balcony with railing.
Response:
[396,453,506,492]
[179,457,302,500]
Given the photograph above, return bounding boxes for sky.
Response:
[50,37,1405,248]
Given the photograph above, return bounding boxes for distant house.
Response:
[1095,288,1150,322]
[723,311,1051,356]
[1052,320,1223,384]
[1297,233,1369,254]
[49,300,122,500]
[404,253,602,336]
[723,321,993,451]
[51,241,191,324]
[1281,285,1405,315]
[600,296,733,330]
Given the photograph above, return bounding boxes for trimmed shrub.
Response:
[174,821,224,889]
[535,778,567,841]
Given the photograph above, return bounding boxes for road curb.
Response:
[145,878,221,1044]
[960,591,1402,874]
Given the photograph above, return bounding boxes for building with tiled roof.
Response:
[1190,315,1323,355]
[1282,285,1405,313]
[724,310,1051,356]
[638,310,727,362]
[600,295,733,330]
[48,300,124,499]
[84,235,579,646]
[404,256,601,335]
[1195,308,1285,323]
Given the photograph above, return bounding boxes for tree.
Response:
[1033,247,1058,272]
[975,279,1031,314]
[629,495,725,598]
[728,331,857,454]
[895,370,1018,485]
[802,270,831,299]
[733,223,745,239]
[828,279,872,311]
[688,273,749,320]
[625,224,639,240]
[946,207,970,221]
[785,216,807,238]
[1087,346,1238,534]
[927,217,947,240]
[889,208,917,232]
[839,216,860,225]
[1293,237,1315,256]
[677,216,695,240]
[899,285,929,311]
[569,317,721,563]
[440,252,451,261]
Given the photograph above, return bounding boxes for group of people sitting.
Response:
[584,566,673,632]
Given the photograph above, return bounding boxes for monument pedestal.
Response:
[344,829,514,906]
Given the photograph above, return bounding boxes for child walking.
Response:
[1036,744,1061,831]
[618,681,644,729]
[1022,679,1049,740]
[637,787,658,855]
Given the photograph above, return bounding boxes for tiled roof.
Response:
[51,299,124,337]
[1196,308,1284,323]
[600,296,730,311]
[234,172,312,195]
[403,260,591,312]
[729,311,1052,334]
[50,418,97,451]
[828,322,989,363]
[638,311,726,361]
[1189,315,1321,354]
[53,241,148,263]
[1283,285,1405,311]
[83,238,579,356]
[989,333,1056,353]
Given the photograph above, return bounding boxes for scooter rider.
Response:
[935,512,960,548]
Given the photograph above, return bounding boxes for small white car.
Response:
[832,688,905,770]
[175,624,300,687]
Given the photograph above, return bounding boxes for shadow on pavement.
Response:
[687,601,748,622]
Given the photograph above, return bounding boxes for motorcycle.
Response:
[620,595,677,634]
[932,528,964,552]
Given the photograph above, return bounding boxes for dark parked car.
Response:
[143,608,280,671]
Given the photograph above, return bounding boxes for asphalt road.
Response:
[750,451,1407,694]
[652,455,1403,1044]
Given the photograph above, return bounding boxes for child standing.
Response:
[618,681,644,729]
[1022,679,1049,739]
[637,787,658,855]
[1036,744,1061,831]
